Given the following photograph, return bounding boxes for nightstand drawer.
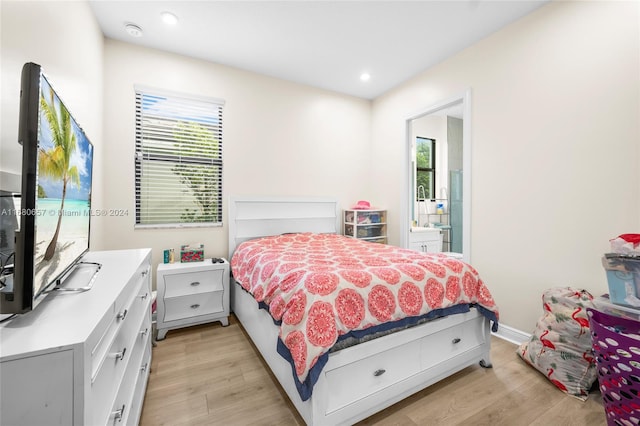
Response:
[163,269,224,297]
[163,291,224,322]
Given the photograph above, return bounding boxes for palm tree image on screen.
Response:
[38,87,80,261]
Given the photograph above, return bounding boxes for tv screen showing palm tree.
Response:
[33,74,93,297]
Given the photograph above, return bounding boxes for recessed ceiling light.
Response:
[161,11,178,25]
[360,73,371,82]
[124,23,143,37]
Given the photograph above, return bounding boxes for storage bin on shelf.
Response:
[356,225,384,238]
[343,209,387,244]
[602,254,640,307]
[344,210,384,224]
[587,308,640,426]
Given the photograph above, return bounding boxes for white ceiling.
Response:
[89,0,549,100]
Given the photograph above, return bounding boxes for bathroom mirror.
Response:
[401,90,471,261]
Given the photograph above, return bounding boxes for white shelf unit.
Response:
[0,249,153,426]
[343,209,387,244]
[156,259,230,340]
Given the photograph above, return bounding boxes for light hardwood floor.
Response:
[140,315,606,425]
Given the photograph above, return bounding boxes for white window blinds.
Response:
[134,88,224,227]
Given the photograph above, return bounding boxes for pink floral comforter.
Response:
[231,233,499,399]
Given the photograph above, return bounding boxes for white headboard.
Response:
[228,196,340,259]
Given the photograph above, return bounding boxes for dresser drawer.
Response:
[90,280,151,425]
[109,321,152,426]
[324,338,421,414]
[126,339,151,425]
[163,291,224,322]
[90,265,150,377]
[126,338,153,426]
[163,269,224,298]
[91,331,129,425]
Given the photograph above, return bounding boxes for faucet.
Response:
[416,185,427,226]
[417,185,426,201]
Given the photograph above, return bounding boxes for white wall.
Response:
[100,40,371,272]
[371,1,640,333]
[0,1,104,201]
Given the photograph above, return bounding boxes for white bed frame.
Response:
[228,196,492,426]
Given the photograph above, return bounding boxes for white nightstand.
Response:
[156,259,230,340]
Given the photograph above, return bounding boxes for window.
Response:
[416,137,435,200]
[135,87,224,227]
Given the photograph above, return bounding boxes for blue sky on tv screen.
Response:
[37,76,93,202]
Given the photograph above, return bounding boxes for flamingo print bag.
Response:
[518,287,597,401]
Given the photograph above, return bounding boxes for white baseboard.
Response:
[492,323,531,346]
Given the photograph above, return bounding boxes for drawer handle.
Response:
[452,337,461,344]
[190,281,201,287]
[117,309,128,321]
[373,369,386,377]
[114,347,127,362]
[112,404,125,422]
[190,304,200,309]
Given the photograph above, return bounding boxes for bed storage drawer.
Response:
[319,310,488,419]
[324,338,421,414]
[419,314,485,368]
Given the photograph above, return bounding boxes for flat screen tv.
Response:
[0,62,95,315]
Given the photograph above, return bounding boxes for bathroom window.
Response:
[416,137,435,200]
[134,87,224,227]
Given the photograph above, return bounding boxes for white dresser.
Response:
[0,248,153,426]
[156,259,230,340]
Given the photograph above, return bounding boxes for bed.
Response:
[228,196,499,426]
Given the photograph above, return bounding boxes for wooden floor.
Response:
[140,315,606,425]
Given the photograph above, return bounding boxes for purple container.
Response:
[588,308,640,425]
